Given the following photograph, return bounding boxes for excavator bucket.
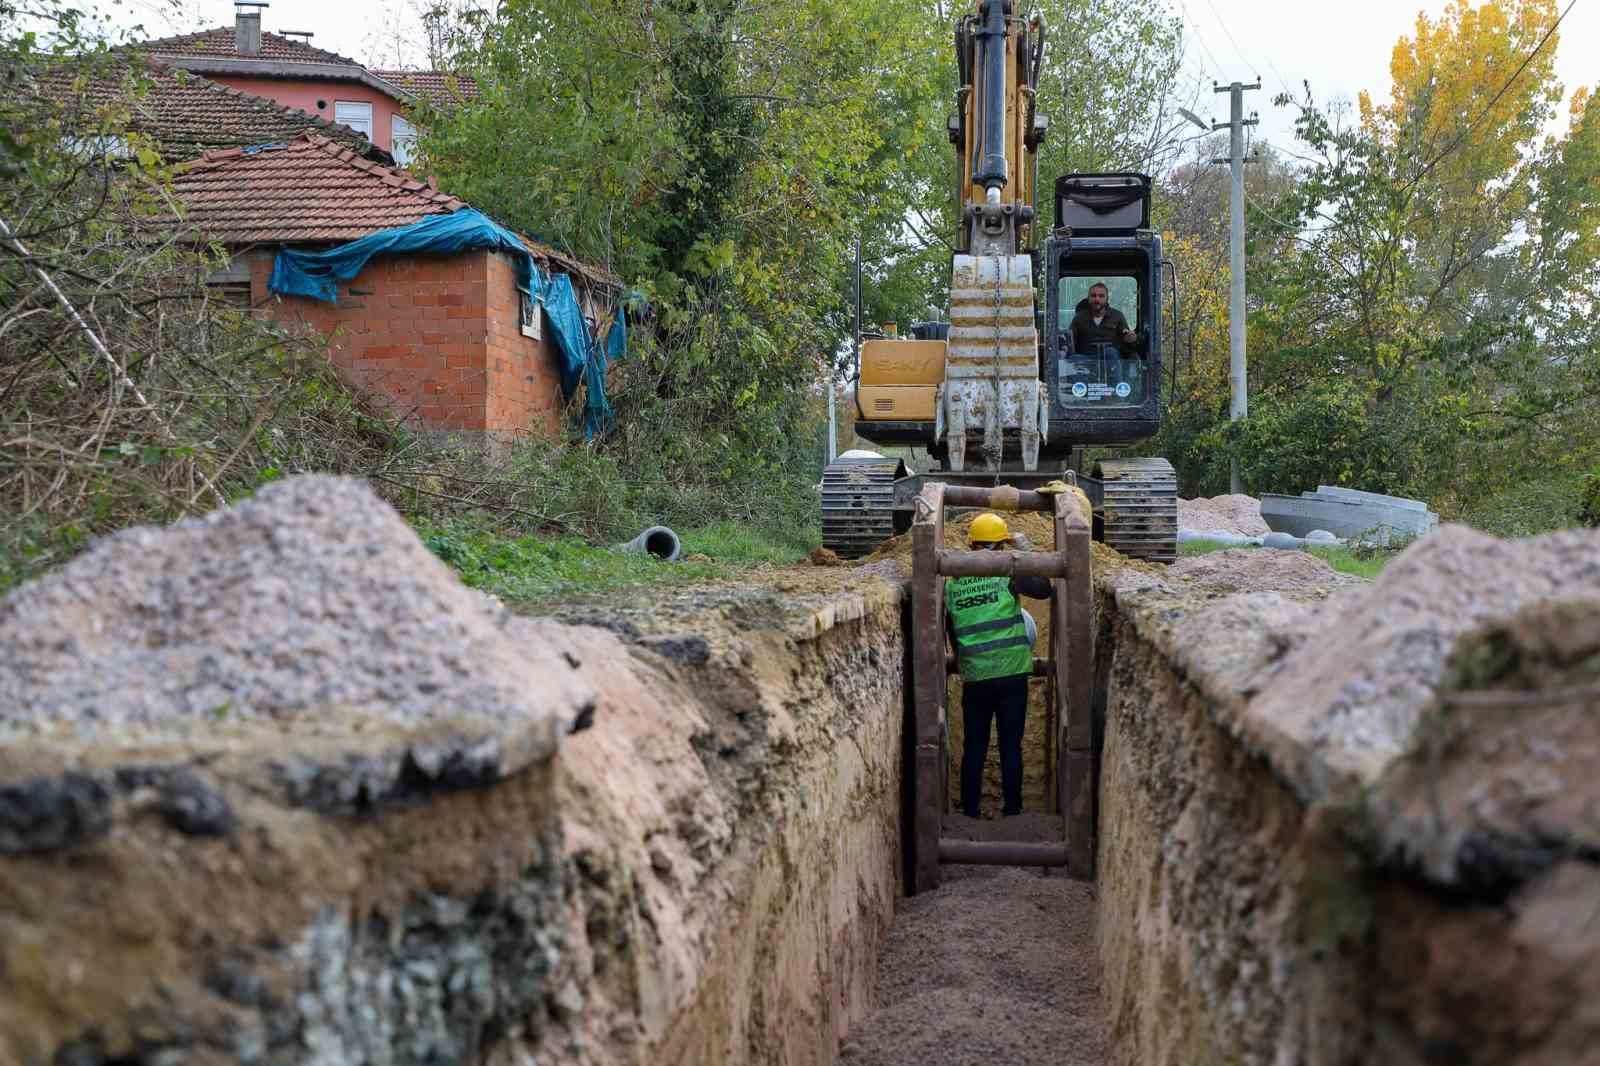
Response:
[941,254,1046,472]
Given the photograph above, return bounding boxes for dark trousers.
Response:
[960,672,1029,817]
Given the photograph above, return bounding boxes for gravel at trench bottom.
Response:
[839,813,1106,1066]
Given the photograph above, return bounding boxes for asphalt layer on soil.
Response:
[839,813,1106,1066]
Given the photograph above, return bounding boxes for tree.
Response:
[1030,0,1188,184]
[413,0,952,464]
[1215,0,1600,509]
[2,3,390,590]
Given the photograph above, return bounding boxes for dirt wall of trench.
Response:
[535,573,911,1065]
[1091,532,1600,1066]
[0,477,913,1066]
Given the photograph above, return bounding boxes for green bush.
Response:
[1234,379,1387,496]
[1456,473,1588,538]
[1579,469,1600,528]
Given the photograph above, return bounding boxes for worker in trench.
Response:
[946,513,1049,818]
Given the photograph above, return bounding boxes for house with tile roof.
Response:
[30,59,382,163]
[175,133,619,439]
[368,69,480,108]
[141,2,477,164]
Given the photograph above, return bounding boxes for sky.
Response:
[115,0,1597,149]
[1170,0,1596,147]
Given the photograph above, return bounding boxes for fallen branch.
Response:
[364,471,579,533]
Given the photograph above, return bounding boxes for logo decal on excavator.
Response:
[875,358,937,374]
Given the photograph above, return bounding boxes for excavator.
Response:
[821,0,1178,563]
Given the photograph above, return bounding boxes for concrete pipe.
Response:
[615,525,683,561]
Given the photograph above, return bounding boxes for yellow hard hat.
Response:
[969,512,1010,544]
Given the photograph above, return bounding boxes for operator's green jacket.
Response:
[944,574,1050,682]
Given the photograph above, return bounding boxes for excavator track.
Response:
[821,456,908,559]
[1095,457,1177,564]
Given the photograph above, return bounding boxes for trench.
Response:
[8,499,1599,1066]
[538,544,1331,1066]
[555,531,1600,1066]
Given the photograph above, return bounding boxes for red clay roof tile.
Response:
[369,69,480,104]
[28,59,379,161]
[174,133,465,243]
[143,27,363,68]
[172,132,619,288]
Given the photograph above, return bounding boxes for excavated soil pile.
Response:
[1167,544,1360,598]
[838,815,1105,1066]
[0,476,590,1064]
[1177,492,1269,536]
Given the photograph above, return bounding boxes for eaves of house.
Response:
[142,25,411,102]
[173,132,618,292]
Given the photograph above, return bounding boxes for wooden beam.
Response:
[1062,751,1096,880]
[939,484,1054,512]
[1055,490,1096,880]
[1058,495,1094,751]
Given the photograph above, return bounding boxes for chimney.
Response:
[235,2,265,55]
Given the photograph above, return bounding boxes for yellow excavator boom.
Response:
[857,1,1047,473]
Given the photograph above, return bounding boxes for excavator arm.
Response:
[940,1,1047,472]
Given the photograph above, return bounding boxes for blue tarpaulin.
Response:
[269,208,538,303]
[269,207,631,436]
[539,272,622,439]
[540,272,590,399]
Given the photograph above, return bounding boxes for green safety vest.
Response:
[945,575,1033,682]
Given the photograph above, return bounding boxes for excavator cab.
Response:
[1044,173,1166,447]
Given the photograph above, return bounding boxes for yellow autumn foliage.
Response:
[1363,0,1564,188]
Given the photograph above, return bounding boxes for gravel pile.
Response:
[1178,493,1269,536]
[0,475,589,754]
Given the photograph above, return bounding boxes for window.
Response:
[1055,275,1147,407]
[205,257,253,309]
[1057,275,1139,332]
[391,114,417,166]
[333,100,373,139]
[518,286,541,340]
[208,281,253,309]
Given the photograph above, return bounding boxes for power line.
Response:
[1412,0,1578,183]
[1174,0,1229,83]
[1265,57,1297,103]
[1202,0,1257,79]
[1246,190,1306,240]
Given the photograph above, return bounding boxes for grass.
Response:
[1305,544,1391,579]
[413,517,812,611]
[679,519,816,564]
[1179,537,1396,579]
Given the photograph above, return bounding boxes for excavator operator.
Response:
[1069,281,1137,353]
[945,512,1050,819]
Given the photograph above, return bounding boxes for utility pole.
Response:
[826,360,837,463]
[1213,81,1259,495]
[829,237,862,464]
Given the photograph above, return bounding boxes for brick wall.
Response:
[248,248,565,437]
